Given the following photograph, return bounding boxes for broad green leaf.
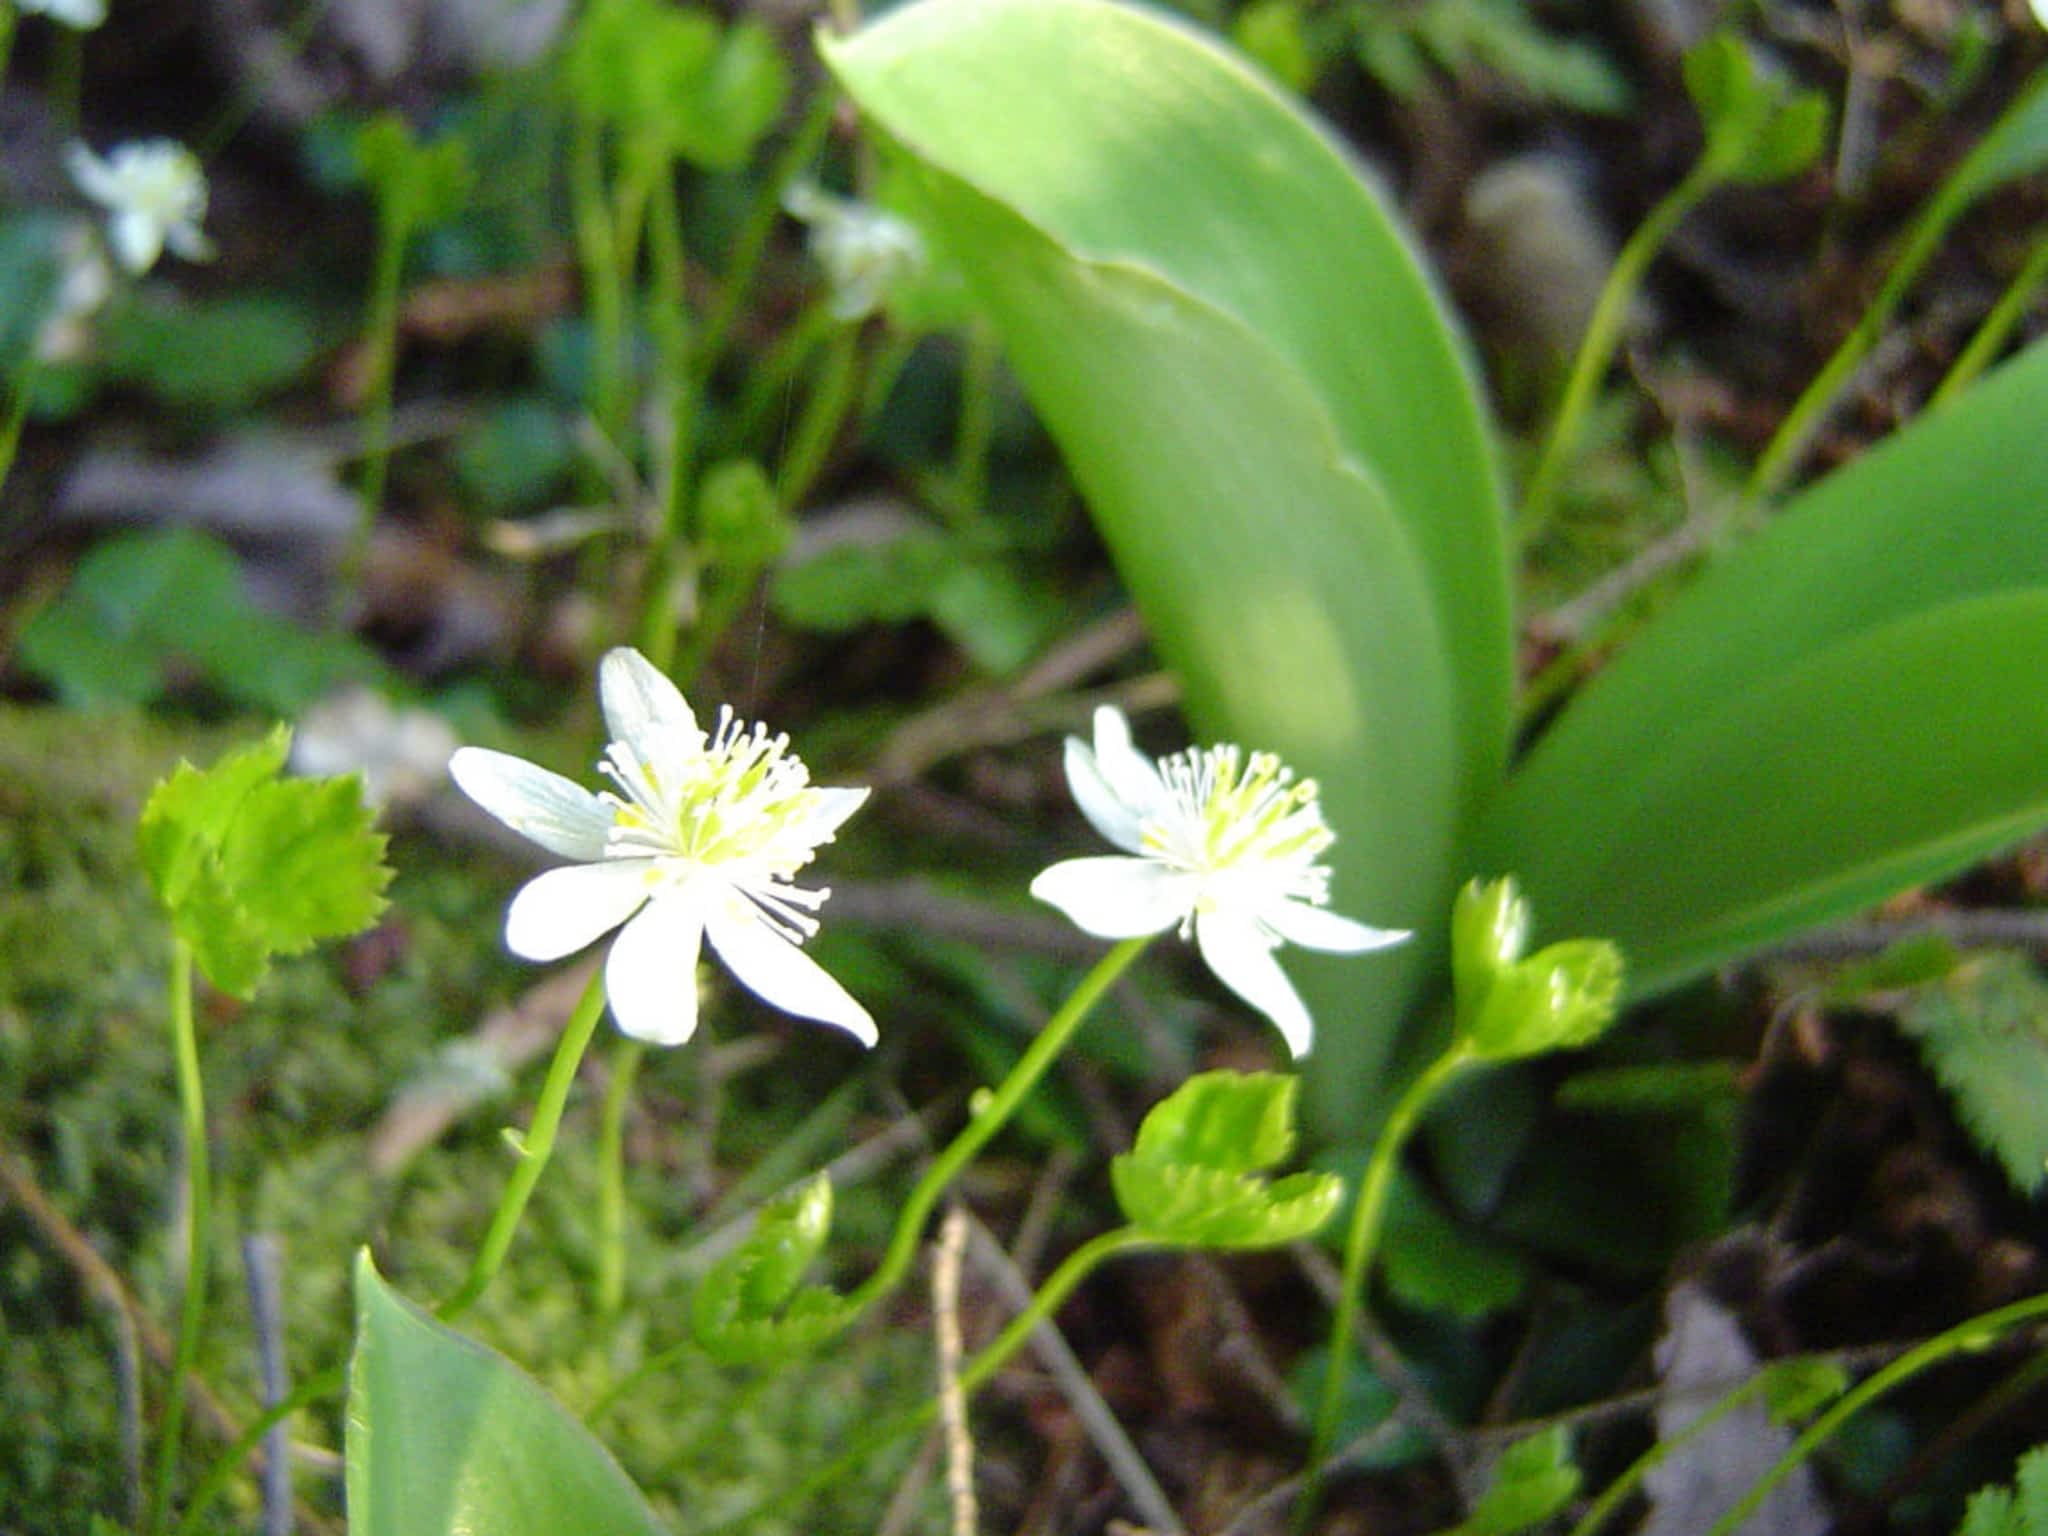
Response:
[1489,340,2048,995]
[1435,1426,1580,1536]
[691,1174,852,1363]
[1379,1170,1526,1317]
[17,528,380,712]
[1896,954,2048,1198]
[100,294,322,412]
[1113,1071,1342,1247]
[347,1253,669,1536]
[827,0,1512,1120]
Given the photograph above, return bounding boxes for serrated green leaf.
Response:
[2015,1445,2048,1535]
[1130,1070,1298,1175]
[827,0,1512,1130]
[217,773,391,955]
[139,727,391,996]
[347,1252,670,1536]
[1897,954,2048,1198]
[1958,1485,2021,1536]
[1437,1426,1580,1536]
[1113,1071,1340,1246]
[691,1174,851,1363]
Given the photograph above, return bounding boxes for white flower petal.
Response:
[1029,856,1193,939]
[599,647,698,758]
[504,860,652,962]
[166,222,216,263]
[606,894,705,1045]
[1090,705,1168,815]
[805,785,869,841]
[705,898,877,1045]
[1262,900,1410,956]
[109,210,161,274]
[65,143,117,203]
[449,746,614,860]
[1063,734,1148,853]
[1196,911,1314,1058]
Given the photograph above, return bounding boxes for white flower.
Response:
[783,181,925,322]
[35,217,112,363]
[19,0,106,29]
[67,139,215,275]
[449,648,875,1048]
[1030,707,1407,1058]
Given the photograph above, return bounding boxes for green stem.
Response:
[1928,230,2048,412]
[711,1226,1156,1534]
[636,162,697,672]
[595,1036,644,1316]
[337,205,410,625]
[1704,1291,2048,1536]
[0,353,40,501]
[1298,1041,1478,1532]
[571,113,631,470]
[840,938,1150,1323]
[1564,1373,1774,1536]
[172,1364,345,1536]
[146,939,211,1536]
[695,88,836,392]
[1518,158,1727,542]
[437,968,610,1323]
[775,327,860,512]
[0,7,18,95]
[735,299,836,446]
[49,19,81,137]
[948,318,1000,529]
[1748,83,2048,499]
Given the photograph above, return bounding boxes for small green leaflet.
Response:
[1433,1426,1581,1536]
[1956,1444,2048,1536]
[691,1173,852,1363]
[1895,953,2048,1198]
[138,726,392,996]
[1111,1072,1342,1249]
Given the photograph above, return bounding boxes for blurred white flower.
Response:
[291,687,459,811]
[67,138,215,275]
[18,0,106,29]
[450,647,874,1048]
[35,218,111,363]
[1030,707,1407,1057]
[783,181,925,322]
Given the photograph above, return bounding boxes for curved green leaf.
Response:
[1497,589,2048,994]
[691,1174,852,1363]
[346,1253,668,1536]
[826,0,1510,1116]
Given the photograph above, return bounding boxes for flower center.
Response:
[598,706,825,878]
[1142,744,1336,906]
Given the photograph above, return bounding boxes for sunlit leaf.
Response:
[347,1253,670,1536]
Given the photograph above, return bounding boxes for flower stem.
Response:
[146,938,211,1536]
[1298,1040,1477,1532]
[711,1225,1156,1533]
[437,967,610,1323]
[1703,1290,2048,1536]
[570,112,630,476]
[173,1363,346,1536]
[336,200,411,625]
[1517,157,1726,544]
[1563,1372,1773,1536]
[1927,229,2048,412]
[595,1035,644,1316]
[636,161,697,673]
[0,354,40,501]
[0,7,18,95]
[842,937,1150,1323]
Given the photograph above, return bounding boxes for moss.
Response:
[0,704,936,1531]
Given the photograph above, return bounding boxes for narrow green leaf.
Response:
[347,1253,670,1536]
[1489,340,2048,994]
[827,0,1512,1119]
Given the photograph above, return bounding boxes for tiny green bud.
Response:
[1451,877,1623,1061]
[1451,875,1531,1011]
